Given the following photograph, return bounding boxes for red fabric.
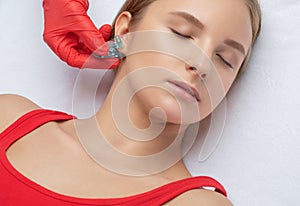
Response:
[43,0,120,69]
[0,109,227,205]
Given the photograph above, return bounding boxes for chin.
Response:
[143,93,204,125]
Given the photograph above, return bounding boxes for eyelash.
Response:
[216,54,233,69]
[170,28,192,39]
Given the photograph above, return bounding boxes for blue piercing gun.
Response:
[92,35,125,59]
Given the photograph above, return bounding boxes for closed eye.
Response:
[216,54,233,69]
[170,28,192,39]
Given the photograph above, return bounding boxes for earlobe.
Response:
[114,11,133,36]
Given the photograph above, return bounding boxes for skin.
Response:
[1,0,252,205]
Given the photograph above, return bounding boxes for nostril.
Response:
[200,73,207,79]
[189,66,197,71]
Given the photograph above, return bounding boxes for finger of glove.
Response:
[75,17,109,54]
[99,24,113,41]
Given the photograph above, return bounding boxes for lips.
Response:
[167,80,201,102]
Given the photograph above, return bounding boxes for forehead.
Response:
[143,0,252,50]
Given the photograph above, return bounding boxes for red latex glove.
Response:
[43,0,120,69]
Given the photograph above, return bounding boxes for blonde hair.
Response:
[111,0,262,73]
[240,0,262,73]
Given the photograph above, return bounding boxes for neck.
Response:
[96,100,188,157]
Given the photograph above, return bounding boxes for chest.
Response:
[5,122,171,198]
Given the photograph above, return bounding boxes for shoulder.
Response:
[165,189,233,206]
[0,94,41,133]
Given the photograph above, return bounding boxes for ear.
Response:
[114,11,133,36]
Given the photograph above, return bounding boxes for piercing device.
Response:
[92,35,125,59]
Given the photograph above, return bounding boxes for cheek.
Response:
[222,72,239,93]
[214,66,239,93]
[124,52,183,75]
[197,70,234,117]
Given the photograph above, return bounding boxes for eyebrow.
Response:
[224,39,246,55]
[168,11,205,30]
[169,11,246,55]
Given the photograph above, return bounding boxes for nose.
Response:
[187,57,213,80]
[185,42,214,80]
[184,36,215,80]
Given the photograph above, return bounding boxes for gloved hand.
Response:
[43,0,120,69]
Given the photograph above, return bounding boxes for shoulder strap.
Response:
[97,175,227,206]
[145,176,227,205]
[0,109,75,144]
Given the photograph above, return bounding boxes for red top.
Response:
[0,109,227,205]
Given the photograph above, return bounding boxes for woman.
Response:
[0,0,261,205]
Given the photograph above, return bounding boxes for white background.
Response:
[0,0,299,205]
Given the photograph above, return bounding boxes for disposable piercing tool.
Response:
[92,35,125,60]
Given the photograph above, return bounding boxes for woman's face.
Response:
[114,0,252,125]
